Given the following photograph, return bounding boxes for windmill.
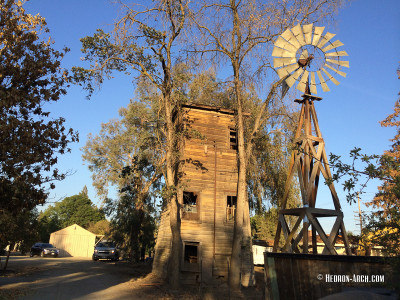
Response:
[272,24,352,255]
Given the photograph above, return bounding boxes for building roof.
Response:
[183,103,251,116]
[51,224,98,236]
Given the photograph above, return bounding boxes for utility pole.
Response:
[353,193,363,234]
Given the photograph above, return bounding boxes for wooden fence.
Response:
[264,252,398,300]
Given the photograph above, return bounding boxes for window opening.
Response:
[229,128,238,150]
[226,195,237,221]
[184,243,199,264]
[183,191,197,213]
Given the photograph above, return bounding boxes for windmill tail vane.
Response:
[273,23,349,95]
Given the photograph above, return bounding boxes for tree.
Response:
[73,0,189,287]
[38,187,105,236]
[82,97,161,262]
[0,208,39,270]
[82,101,162,200]
[0,0,78,214]
[37,206,61,242]
[87,219,111,235]
[189,0,344,287]
[329,68,400,256]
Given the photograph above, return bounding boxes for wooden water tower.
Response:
[153,103,245,283]
[271,23,351,255]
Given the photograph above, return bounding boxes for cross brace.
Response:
[273,95,351,255]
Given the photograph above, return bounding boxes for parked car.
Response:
[92,241,119,261]
[30,243,59,258]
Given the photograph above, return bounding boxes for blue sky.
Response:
[24,0,400,234]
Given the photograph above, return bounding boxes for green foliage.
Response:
[328,148,383,204]
[82,99,163,199]
[0,209,39,257]
[53,193,105,229]
[0,0,78,213]
[251,208,279,241]
[86,219,110,235]
[104,159,158,262]
[37,206,61,242]
[38,188,105,241]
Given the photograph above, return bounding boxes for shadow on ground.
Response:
[0,255,264,300]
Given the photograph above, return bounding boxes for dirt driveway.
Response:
[0,255,264,300]
[0,256,160,300]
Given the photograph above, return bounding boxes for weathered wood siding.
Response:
[153,104,238,282]
[264,252,396,300]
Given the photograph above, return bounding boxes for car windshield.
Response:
[97,242,115,248]
[42,243,55,248]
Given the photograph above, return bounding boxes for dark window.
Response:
[183,191,200,220]
[182,241,200,272]
[226,195,237,221]
[229,128,238,150]
[184,244,198,264]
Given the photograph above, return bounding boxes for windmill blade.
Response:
[286,68,304,87]
[273,57,297,68]
[272,46,296,58]
[322,67,340,85]
[300,49,309,59]
[291,24,306,46]
[274,36,298,53]
[325,50,349,57]
[317,70,330,92]
[324,63,347,77]
[310,72,318,94]
[277,63,298,79]
[296,70,309,92]
[317,32,336,49]
[303,24,313,44]
[281,28,302,48]
[322,40,344,53]
[312,26,325,46]
[326,58,349,68]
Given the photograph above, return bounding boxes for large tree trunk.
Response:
[164,94,182,289]
[229,72,254,289]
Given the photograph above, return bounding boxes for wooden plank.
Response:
[273,222,282,252]
[322,214,342,255]
[308,208,341,217]
[294,104,305,138]
[279,214,290,240]
[297,155,307,206]
[320,148,341,210]
[280,148,301,209]
[306,210,337,255]
[282,211,305,252]
[280,208,305,215]
[340,222,352,255]
[306,159,321,206]
[310,101,322,137]
[312,226,317,254]
[291,229,302,254]
[293,135,323,144]
[302,220,309,254]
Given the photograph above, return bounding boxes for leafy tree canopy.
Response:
[39,187,105,237]
[0,0,78,214]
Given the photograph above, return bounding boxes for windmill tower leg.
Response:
[273,94,351,255]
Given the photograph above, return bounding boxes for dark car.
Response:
[30,243,59,258]
[92,241,119,261]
